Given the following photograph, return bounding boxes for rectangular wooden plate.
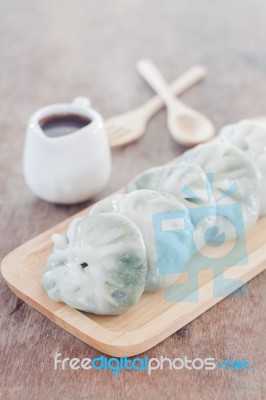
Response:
[2,191,266,357]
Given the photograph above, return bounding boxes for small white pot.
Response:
[23,97,111,204]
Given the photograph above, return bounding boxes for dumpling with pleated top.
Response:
[220,119,266,216]
[42,213,147,315]
[125,162,216,250]
[180,140,261,239]
[90,190,195,292]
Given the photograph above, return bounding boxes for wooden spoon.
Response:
[137,59,215,146]
[106,65,207,147]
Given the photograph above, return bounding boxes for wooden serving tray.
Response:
[3,117,266,356]
[2,191,266,357]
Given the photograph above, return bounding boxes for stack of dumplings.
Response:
[42,119,266,315]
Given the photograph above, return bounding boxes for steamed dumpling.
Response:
[91,190,194,292]
[220,120,266,215]
[126,163,214,209]
[125,162,216,249]
[42,213,147,315]
[180,140,260,238]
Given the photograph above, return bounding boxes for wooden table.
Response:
[0,0,265,399]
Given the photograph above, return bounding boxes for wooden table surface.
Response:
[0,0,266,399]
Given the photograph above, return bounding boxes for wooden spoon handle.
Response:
[137,59,177,106]
[137,64,207,120]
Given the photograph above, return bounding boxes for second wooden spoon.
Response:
[137,59,215,146]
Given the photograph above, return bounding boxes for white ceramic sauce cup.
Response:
[23,97,111,204]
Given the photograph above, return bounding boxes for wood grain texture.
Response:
[0,0,266,399]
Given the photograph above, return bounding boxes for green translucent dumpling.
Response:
[180,140,261,237]
[91,190,194,292]
[220,120,266,216]
[42,213,147,315]
[126,162,212,210]
[125,162,216,250]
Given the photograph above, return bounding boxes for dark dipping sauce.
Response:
[39,113,92,137]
